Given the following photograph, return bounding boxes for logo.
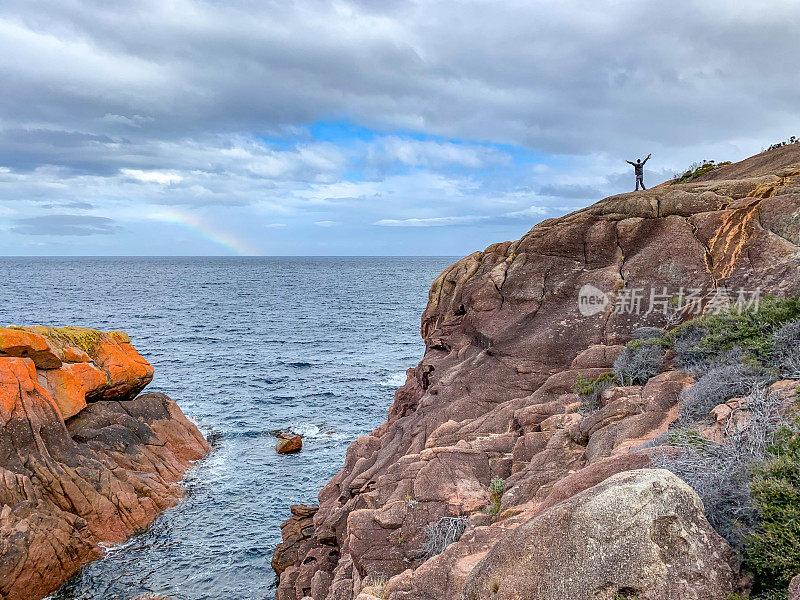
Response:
[578,284,609,316]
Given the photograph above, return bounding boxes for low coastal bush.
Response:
[769,319,800,379]
[676,363,774,425]
[613,339,664,386]
[766,135,799,152]
[420,516,468,558]
[650,297,800,596]
[745,417,800,595]
[656,388,786,549]
[631,326,665,340]
[574,372,618,414]
[666,296,800,368]
[485,477,506,516]
[674,160,731,183]
[361,575,388,599]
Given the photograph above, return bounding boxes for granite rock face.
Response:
[0,328,208,600]
[273,145,800,600]
[463,469,742,600]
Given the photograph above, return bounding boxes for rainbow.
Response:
[148,208,260,256]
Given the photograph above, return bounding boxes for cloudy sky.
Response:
[1,0,797,256]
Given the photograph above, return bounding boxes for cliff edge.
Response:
[273,144,800,600]
[0,327,210,600]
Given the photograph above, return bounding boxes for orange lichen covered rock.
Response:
[0,331,208,600]
[0,327,155,423]
[37,362,108,419]
[0,327,61,369]
[61,345,91,363]
[27,327,154,402]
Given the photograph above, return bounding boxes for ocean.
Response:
[0,256,454,600]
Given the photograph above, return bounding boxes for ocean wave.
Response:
[377,372,407,388]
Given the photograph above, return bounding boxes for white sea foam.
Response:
[377,371,407,388]
[290,422,322,438]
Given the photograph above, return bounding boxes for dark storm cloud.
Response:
[11,214,120,236]
[2,0,798,159]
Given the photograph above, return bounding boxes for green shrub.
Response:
[767,136,799,152]
[745,418,800,593]
[573,372,619,414]
[488,476,506,497]
[674,160,732,183]
[727,593,787,600]
[666,296,800,367]
[485,477,506,516]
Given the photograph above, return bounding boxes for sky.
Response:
[1,0,798,256]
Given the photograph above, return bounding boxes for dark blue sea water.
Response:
[0,257,454,600]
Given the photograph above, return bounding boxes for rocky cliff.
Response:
[273,144,800,600]
[0,327,209,600]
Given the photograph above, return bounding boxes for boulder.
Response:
[37,362,107,419]
[462,469,743,600]
[0,327,61,369]
[1,326,154,421]
[272,505,318,575]
[789,574,800,600]
[28,326,154,402]
[277,433,303,454]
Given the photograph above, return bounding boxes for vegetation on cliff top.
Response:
[648,296,800,599]
[766,135,800,152]
[674,160,732,183]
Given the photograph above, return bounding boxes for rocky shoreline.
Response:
[0,327,209,600]
[273,145,800,600]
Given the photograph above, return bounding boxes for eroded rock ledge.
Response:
[273,145,800,600]
[0,326,209,600]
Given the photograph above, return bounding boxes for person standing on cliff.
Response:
[626,153,652,190]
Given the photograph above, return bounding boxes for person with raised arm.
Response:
[626,153,652,190]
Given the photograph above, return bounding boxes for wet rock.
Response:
[277,433,303,454]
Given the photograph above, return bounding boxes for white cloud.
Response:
[376,215,487,227]
[120,169,184,185]
[375,205,548,227]
[368,137,509,169]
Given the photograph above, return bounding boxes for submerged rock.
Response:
[0,327,208,600]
